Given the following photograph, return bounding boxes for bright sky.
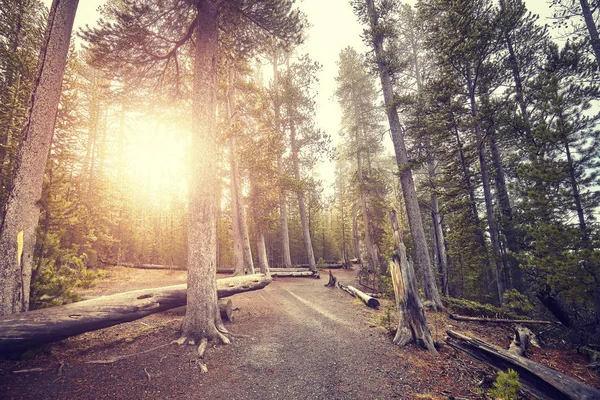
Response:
[44,0,556,196]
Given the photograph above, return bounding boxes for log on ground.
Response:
[507,325,539,357]
[337,282,380,308]
[130,264,185,271]
[446,329,600,400]
[0,274,271,355]
[270,271,319,278]
[269,267,310,273]
[449,314,555,325]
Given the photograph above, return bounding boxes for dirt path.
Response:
[2,268,598,399]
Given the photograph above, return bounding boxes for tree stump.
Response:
[325,270,337,287]
[388,209,437,355]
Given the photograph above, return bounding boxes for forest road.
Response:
[1,268,447,400]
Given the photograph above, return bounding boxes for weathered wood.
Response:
[388,209,438,355]
[446,330,600,400]
[449,313,555,325]
[324,270,337,287]
[271,271,319,278]
[131,264,185,271]
[0,274,271,355]
[337,282,380,308]
[218,299,233,322]
[295,263,344,269]
[270,267,310,273]
[507,325,539,357]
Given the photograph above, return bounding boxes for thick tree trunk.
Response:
[579,0,600,69]
[388,209,438,355]
[0,0,79,315]
[428,160,448,297]
[365,0,442,310]
[179,1,225,346]
[447,330,600,400]
[0,274,271,355]
[351,202,360,261]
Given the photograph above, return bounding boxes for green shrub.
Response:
[503,289,534,316]
[489,369,520,400]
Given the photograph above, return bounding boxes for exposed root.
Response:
[197,338,208,358]
[217,330,231,345]
[144,367,151,381]
[171,336,188,346]
[87,343,170,364]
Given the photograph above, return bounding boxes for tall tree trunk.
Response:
[579,0,600,68]
[466,69,506,305]
[179,1,228,347]
[0,0,79,315]
[250,179,269,275]
[365,0,442,310]
[356,142,380,275]
[351,201,360,261]
[429,160,448,297]
[489,132,521,291]
[289,118,316,272]
[228,65,254,276]
[273,48,292,269]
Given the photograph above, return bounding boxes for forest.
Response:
[0,0,600,398]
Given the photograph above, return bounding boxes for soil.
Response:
[1,267,599,399]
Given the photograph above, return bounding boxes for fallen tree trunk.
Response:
[446,330,600,400]
[449,314,555,325]
[218,299,233,322]
[507,325,539,357]
[0,274,271,355]
[295,263,344,269]
[271,271,319,278]
[130,264,185,271]
[337,282,380,308]
[270,267,310,273]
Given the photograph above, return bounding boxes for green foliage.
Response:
[503,289,534,316]
[489,369,521,400]
[379,303,397,334]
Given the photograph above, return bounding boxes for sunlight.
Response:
[122,115,189,209]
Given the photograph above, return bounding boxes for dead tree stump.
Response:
[388,209,437,355]
[325,270,337,287]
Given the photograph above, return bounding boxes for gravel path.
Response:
[0,269,492,399]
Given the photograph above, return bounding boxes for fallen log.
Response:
[446,330,600,400]
[0,274,271,355]
[270,270,319,278]
[295,263,344,269]
[130,264,185,271]
[218,299,233,322]
[270,267,310,273]
[449,314,556,325]
[507,325,539,357]
[337,282,380,308]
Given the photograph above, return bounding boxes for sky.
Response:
[44,0,556,194]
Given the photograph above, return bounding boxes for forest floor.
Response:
[1,266,599,399]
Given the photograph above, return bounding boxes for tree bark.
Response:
[579,0,600,69]
[0,274,271,355]
[179,1,225,345]
[465,68,506,305]
[0,0,79,315]
[447,330,600,400]
[365,0,442,310]
[337,281,380,308]
[388,209,438,355]
[228,65,254,276]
